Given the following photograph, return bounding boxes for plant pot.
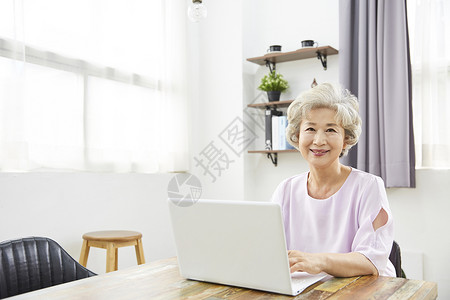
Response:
[267,91,281,102]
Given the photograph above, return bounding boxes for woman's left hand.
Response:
[288,250,325,274]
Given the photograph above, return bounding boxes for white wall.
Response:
[188,0,245,201]
[388,169,450,298]
[0,172,176,274]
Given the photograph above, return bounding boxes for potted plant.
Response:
[258,71,289,102]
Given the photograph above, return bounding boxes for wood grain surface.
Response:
[9,257,437,300]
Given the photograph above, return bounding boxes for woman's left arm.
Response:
[288,250,378,277]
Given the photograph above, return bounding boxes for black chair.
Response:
[389,240,406,278]
[0,237,96,299]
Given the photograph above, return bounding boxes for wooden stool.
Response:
[79,230,145,273]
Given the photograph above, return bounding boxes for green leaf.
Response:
[257,71,289,92]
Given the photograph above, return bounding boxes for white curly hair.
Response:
[286,83,362,157]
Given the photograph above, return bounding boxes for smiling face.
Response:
[298,108,347,170]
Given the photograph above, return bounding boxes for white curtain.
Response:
[0,0,190,173]
[408,0,450,168]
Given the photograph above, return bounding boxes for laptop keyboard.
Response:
[291,276,308,286]
[290,272,327,294]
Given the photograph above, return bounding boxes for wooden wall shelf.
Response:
[247,149,298,167]
[247,46,338,66]
[247,99,294,109]
[247,46,338,71]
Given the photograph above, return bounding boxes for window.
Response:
[407,0,450,168]
[0,0,189,172]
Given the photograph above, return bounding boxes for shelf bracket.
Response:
[265,60,276,73]
[267,152,278,166]
[316,51,328,70]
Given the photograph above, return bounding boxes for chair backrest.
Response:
[0,237,96,299]
[389,240,406,278]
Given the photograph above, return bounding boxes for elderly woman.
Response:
[271,83,395,277]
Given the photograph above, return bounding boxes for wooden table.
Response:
[9,257,438,299]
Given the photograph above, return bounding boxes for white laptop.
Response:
[167,199,327,296]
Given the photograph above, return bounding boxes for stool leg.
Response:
[106,243,116,273]
[135,238,145,265]
[79,240,90,267]
[114,247,118,271]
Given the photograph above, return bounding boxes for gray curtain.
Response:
[339,0,415,188]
